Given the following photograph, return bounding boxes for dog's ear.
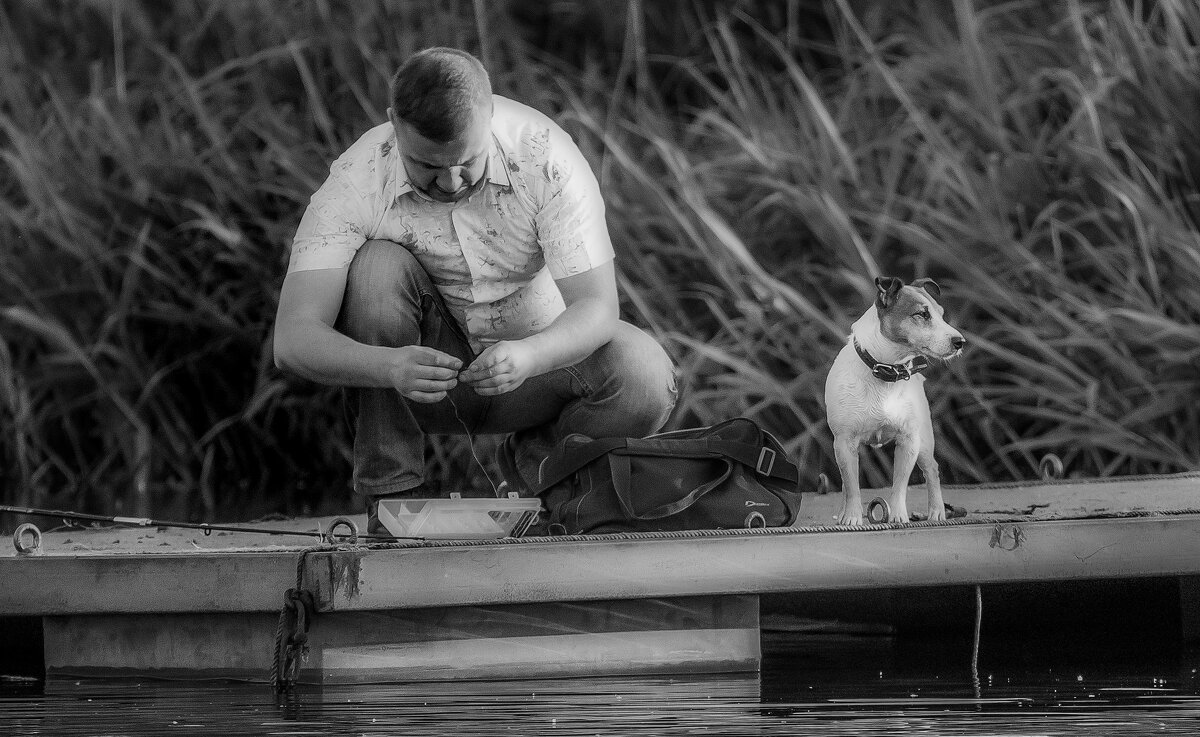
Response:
[874,276,904,308]
[912,278,942,298]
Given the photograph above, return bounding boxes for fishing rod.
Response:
[0,504,418,543]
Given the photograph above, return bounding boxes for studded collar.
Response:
[854,339,929,382]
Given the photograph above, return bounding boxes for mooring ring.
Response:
[13,523,43,556]
[1039,453,1064,480]
[324,517,359,544]
[866,497,891,525]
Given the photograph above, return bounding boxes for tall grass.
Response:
[577,0,1200,488]
[1,0,1198,525]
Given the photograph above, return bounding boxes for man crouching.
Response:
[273,47,677,534]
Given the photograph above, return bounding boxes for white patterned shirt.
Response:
[288,95,615,352]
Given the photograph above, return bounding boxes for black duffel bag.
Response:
[532,417,802,535]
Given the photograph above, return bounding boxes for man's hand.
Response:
[387,346,463,403]
[459,340,538,396]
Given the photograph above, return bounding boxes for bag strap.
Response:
[624,437,799,484]
[535,434,799,494]
[608,453,734,519]
[535,437,630,493]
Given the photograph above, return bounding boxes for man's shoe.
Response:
[495,434,532,495]
[365,498,391,537]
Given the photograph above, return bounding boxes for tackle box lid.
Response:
[375,494,543,540]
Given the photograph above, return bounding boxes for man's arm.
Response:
[274,268,462,403]
[458,260,618,396]
[528,260,619,371]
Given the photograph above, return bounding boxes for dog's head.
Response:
[874,276,965,360]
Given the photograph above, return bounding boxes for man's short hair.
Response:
[389,48,492,143]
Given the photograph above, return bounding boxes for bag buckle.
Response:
[755,447,776,476]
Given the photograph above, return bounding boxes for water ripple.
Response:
[2,674,1199,737]
[4,628,1199,736]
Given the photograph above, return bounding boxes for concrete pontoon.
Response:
[3,473,1199,684]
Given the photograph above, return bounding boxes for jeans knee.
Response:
[339,240,430,345]
[594,324,678,434]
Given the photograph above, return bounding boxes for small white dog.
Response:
[825,276,965,525]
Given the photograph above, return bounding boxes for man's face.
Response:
[390,106,492,203]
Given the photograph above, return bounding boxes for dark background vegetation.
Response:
[2,0,1199,526]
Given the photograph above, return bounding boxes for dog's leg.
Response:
[833,435,864,525]
[917,416,946,522]
[888,435,920,523]
[917,448,946,522]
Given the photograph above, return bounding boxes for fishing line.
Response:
[971,584,983,699]
[447,394,502,495]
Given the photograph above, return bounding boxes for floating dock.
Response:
[3,473,1199,684]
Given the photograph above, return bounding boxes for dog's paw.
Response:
[926,504,947,523]
[836,509,864,526]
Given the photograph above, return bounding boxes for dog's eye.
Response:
[913,309,931,321]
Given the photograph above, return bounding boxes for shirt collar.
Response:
[391,132,511,200]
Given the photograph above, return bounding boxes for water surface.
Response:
[4,627,1197,736]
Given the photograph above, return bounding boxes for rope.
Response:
[270,546,324,693]
[344,503,1200,551]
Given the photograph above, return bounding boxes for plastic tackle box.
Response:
[375,494,543,539]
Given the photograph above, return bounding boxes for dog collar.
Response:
[854,340,929,382]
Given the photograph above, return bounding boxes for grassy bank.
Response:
[1,0,1198,524]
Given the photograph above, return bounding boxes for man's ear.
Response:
[912,277,942,298]
[874,276,904,309]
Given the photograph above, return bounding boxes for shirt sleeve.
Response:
[534,125,616,279]
[287,156,375,274]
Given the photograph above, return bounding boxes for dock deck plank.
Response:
[3,474,1199,616]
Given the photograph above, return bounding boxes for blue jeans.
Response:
[336,240,679,497]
